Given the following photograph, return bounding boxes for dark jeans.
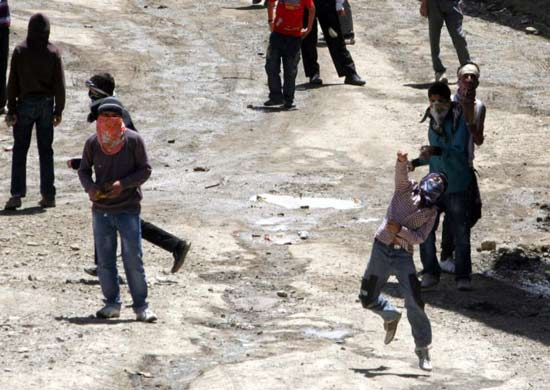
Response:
[301,0,357,78]
[340,0,354,39]
[440,213,454,260]
[265,32,301,103]
[420,191,471,281]
[428,0,470,73]
[11,97,56,198]
[0,26,8,108]
[94,218,183,264]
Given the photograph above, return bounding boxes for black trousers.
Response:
[301,0,356,78]
[0,26,8,108]
[94,218,183,264]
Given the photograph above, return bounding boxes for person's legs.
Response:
[35,99,56,200]
[265,32,284,102]
[427,0,445,73]
[141,219,182,253]
[419,211,442,277]
[394,252,432,348]
[340,0,354,40]
[116,212,148,313]
[0,26,9,109]
[10,100,36,198]
[443,0,470,66]
[301,13,320,78]
[447,191,472,281]
[93,210,122,308]
[281,36,302,105]
[359,241,399,322]
[316,1,356,77]
[440,212,455,261]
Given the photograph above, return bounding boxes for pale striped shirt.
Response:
[375,160,438,252]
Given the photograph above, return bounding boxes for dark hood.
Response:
[26,13,50,50]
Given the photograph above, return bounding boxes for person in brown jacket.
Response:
[4,13,65,210]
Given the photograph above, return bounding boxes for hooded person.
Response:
[4,13,65,211]
[358,152,446,372]
[78,98,158,322]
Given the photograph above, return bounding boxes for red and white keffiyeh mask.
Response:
[96,115,126,155]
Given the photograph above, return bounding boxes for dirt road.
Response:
[1,1,549,389]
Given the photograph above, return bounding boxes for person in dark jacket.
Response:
[4,13,65,210]
[78,98,157,322]
[68,73,191,275]
[0,0,10,113]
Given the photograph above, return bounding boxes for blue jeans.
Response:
[92,210,149,312]
[360,240,432,348]
[420,191,471,281]
[10,97,56,198]
[265,32,301,103]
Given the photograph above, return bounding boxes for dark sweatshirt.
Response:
[78,130,152,213]
[7,13,65,115]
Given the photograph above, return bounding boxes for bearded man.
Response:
[78,98,157,322]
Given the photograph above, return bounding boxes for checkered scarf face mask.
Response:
[96,115,126,155]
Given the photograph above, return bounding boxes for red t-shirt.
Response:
[273,0,314,37]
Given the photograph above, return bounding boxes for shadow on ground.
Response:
[0,207,46,216]
[385,273,550,346]
[55,316,135,325]
[464,0,550,39]
[351,366,430,379]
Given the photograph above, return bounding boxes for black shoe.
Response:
[309,73,323,85]
[38,196,56,208]
[171,241,191,273]
[84,267,98,277]
[344,73,366,86]
[264,98,284,107]
[4,196,22,211]
[283,101,296,109]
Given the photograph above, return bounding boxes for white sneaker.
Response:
[136,308,158,323]
[421,273,439,290]
[415,346,433,371]
[435,71,448,84]
[96,305,121,319]
[440,259,455,274]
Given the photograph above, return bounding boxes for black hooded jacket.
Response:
[7,13,65,115]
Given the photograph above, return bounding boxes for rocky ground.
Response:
[0,0,549,389]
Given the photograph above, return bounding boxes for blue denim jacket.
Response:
[427,114,472,194]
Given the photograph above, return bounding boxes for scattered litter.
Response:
[525,26,539,35]
[251,233,261,238]
[205,183,220,189]
[84,24,93,28]
[480,240,497,252]
[251,194,364,210]
[354,217,380,224]
[276,290,288,298]
[70,244,80,251]
[125,368,153,378]
[298,231,309,240]
[155,277,177,285]
[3,145,13,152]
[264,234,271,242]
[167,139,175,144]
[193,166,209,172]
[26,242,39,247]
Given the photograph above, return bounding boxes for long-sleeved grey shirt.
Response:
[78,129,151,213]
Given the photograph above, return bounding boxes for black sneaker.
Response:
[84,267,98,277]
[38,196,56,208]
[344,73,366,86]
[283,101,296,109]
[383,313,402,345]
[264,98,284,107]
[171,241,191,273]
[309,73,323,85]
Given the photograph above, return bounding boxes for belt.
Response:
[375,239,412,253]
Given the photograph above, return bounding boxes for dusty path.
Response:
[0,1,549,389]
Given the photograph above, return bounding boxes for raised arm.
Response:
[395,151,412,192]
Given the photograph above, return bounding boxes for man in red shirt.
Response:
[264,0,315,109]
